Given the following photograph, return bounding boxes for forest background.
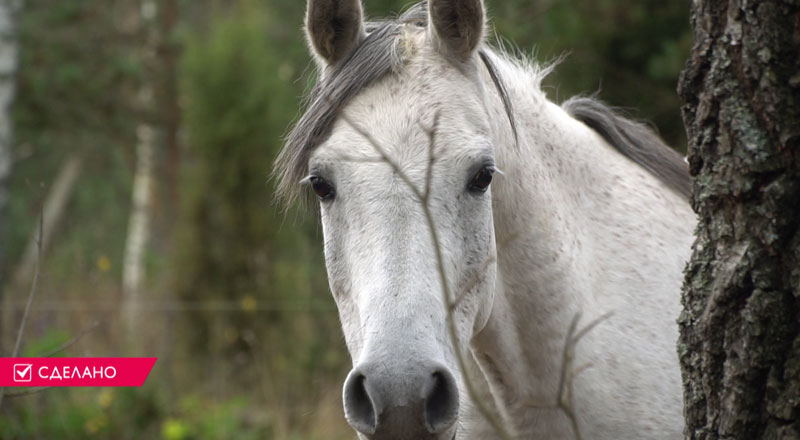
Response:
[0,0,691,438]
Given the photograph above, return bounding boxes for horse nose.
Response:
[342,362,460,436]
[423,369,460,433]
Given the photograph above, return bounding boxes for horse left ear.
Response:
[305,0,366,67]
[428,0,485,61]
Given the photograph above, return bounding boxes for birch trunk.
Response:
[678,1,800,438]
[122,0,157,343]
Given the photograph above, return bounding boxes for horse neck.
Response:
[472,52,650,400]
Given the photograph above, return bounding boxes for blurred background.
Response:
[0,0,690,438]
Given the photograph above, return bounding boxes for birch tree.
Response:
[122,0,158,342]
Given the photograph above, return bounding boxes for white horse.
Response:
[274,1,695,438]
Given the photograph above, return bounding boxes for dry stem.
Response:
[522,311,614,440]
[0,213,43,407]
[4,387,50,399]
[338,109,613,440]
[40,321,100,357]
[340,111,514,440]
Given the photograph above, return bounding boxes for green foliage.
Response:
[171,1,347,432]
[492,0,692,149]
[20,328,71,357]
[163,395,271,440]
[0,388,146,439]
[6,0,138,284]
[0,387,274,440]
[3,0,692,439]
[175,0,317,343]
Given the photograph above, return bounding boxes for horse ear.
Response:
[428,0,485,61]
[305,0,366,66]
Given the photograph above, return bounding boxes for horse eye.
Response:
[310,176,335,200]
[468,166,494,192]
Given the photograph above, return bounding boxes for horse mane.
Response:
[273,2,515,207]
[274,1,690,206]
[561,97,690,199]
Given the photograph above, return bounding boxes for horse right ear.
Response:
[305,0,366,67]
[428,0,485,61]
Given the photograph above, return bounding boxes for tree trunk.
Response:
[678,1,800,439]
[0,0,18,296]
[2,155,81,351]
[13,155,82,285]
[0,0,19,353]
[159,0,180,220]
[122,0,158,343]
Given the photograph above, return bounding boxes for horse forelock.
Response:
[276,1,685,209]
[274,1,519,208]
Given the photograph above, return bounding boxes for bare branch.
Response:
[338,112,423,201]
[556,313,581,407]
[337,108,613,440]
[3,387,51,399]
[573,311,614,344]
[450,232,518,312]
[340,112,514,440]
[572,362,594,380]
[421,179,514,440]
[450,254,496,312]
[12,213,43,357]
[520,310,614,440]
[0,213,44,408]
[40,321,101,357]
[420,112,440,201]
[330,153,387,164]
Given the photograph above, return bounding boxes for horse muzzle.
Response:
[343,360,460,439]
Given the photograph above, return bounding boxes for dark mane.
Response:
[274,1,690,206]
[273,2,515,206]
[562,97,690,199]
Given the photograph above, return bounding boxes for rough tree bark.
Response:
[678,1,800,439]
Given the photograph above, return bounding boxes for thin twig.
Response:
[451,231,519,311]
[420,114,440,201]
[12,213,42,357]
[0,213,44,408]
[338,112,423,200]
[450,254,496,312]
[423,202,513,440]
[556,313,582,410]
[3,387,51,399]
[40,321,101,358]
[339,108,613,440]
[573,311,614,344]
[331,153,386,165]
[340,112,514,440]
[521,310,614,440]
[558,313,583,440]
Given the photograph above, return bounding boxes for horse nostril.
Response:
[424,369,459,434]
[343,371,377,435]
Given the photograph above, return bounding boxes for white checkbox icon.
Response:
[13,364,32,382]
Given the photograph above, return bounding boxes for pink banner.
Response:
[0,358,157,387]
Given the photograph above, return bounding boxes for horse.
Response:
[273,1,695,438]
